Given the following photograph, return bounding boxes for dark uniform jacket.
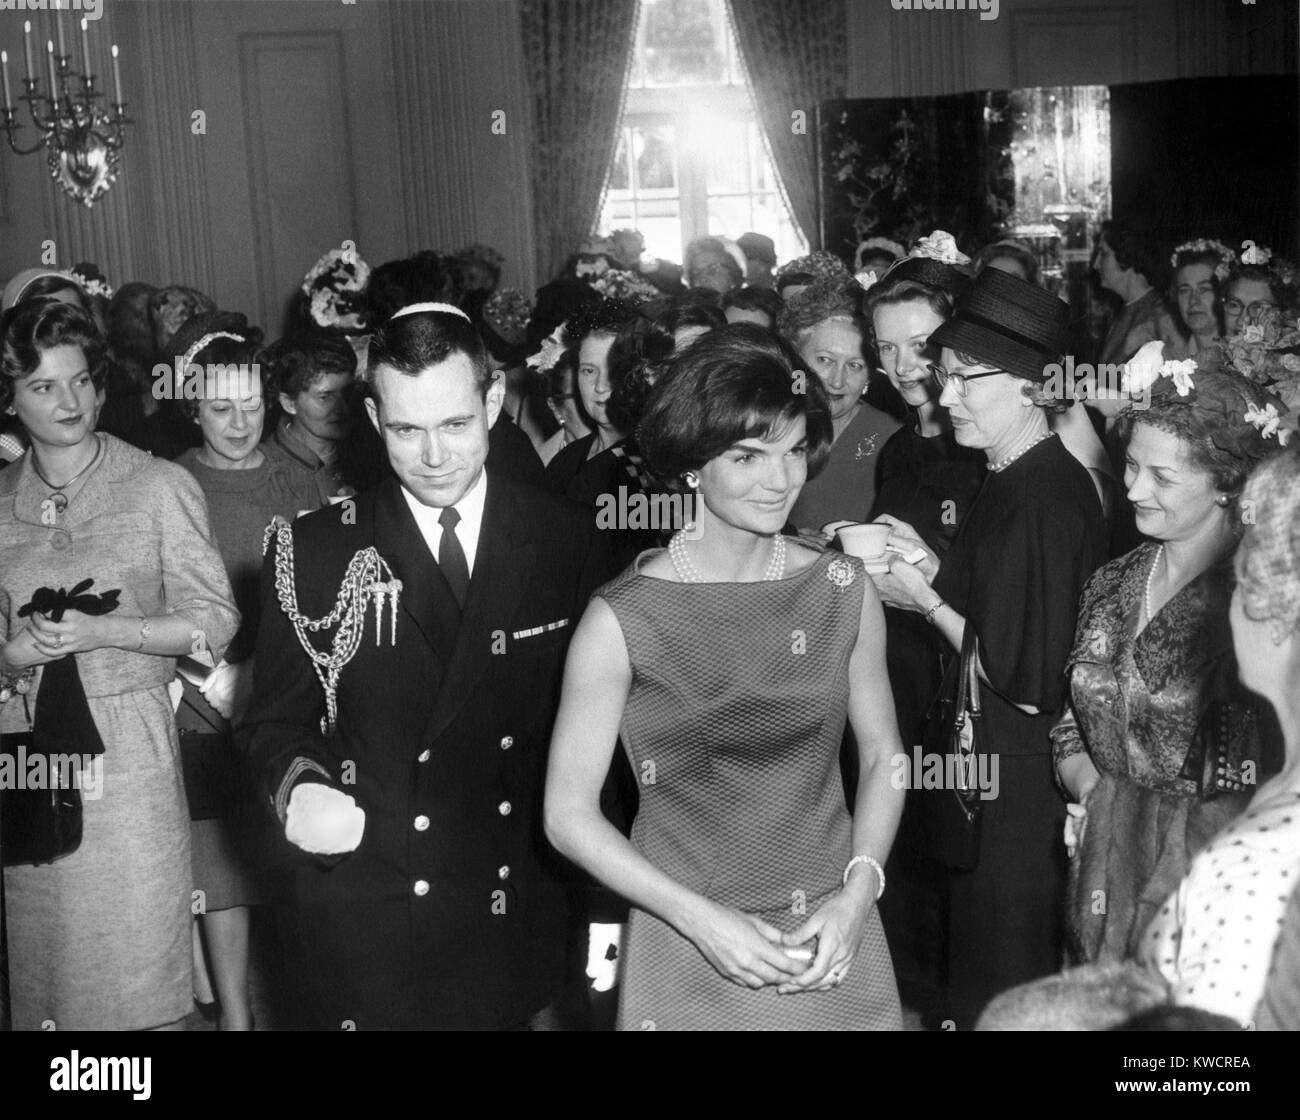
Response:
[238,472,607,1029]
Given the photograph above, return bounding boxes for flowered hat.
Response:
[775,250,850,288]
[1120,346,1293,460]
[482,288,532,347]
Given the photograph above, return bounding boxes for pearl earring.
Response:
[1216,495,1230,507]
[684,472,699,489]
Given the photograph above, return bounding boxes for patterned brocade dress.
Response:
[598,546,901,1031]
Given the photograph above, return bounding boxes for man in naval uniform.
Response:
[239,303,608,1029]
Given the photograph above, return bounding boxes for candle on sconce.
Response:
[80,19,91,78]
[23,21,34,83]
[45,40,57,99]
[1,52,12,113]
[111,44,122,105]
[57,9,68,60]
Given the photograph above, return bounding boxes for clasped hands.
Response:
[15,609,121,663]
[690,888,872,994]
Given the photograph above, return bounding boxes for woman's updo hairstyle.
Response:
[1,298,107,412]
[638,322,833,491]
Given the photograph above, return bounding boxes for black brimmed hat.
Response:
[928,266,1068,382]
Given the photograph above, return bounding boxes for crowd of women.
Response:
[1,223,1298,1030]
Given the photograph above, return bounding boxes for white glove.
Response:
[285,783,366,855]
[586,922,625,993]
[198,660,252,723]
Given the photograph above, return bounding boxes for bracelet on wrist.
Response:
[842,855,885,900]
[923,599,947,626]
[135,617,151,652]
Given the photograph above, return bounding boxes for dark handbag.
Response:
[907,622,984,871]
[1,719,84,868]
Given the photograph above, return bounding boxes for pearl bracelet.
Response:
[843,855,885,900]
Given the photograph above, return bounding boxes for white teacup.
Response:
[836,522,891,561]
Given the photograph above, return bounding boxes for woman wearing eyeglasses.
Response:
[1221,254,1295,337]
[867,267,1109,1028]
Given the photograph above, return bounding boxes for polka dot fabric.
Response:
[598,546,901,1030]
[1139,788,1300,1024]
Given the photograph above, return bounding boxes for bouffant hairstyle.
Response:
[265,333,358,401]
[638,322,833,490]
[1,299,107,412]
[776,276,866,346]
[605,320,675,434]
[1098,220,1165,288]
[1115,368,1285,525]
[721,285,784,326]
[366,308,493,402]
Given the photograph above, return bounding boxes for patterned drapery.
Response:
[519,0,641,281]
[726,0,847,251]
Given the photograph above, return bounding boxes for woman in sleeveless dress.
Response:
[545,324,905,1030]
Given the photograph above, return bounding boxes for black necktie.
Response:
[438,506,470,608]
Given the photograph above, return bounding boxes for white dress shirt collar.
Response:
[400,467,489,577]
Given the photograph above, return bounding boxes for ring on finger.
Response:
[52,636,63,649]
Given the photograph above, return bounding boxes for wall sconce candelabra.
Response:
[0,16,131,207]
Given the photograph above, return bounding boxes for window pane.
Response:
[705,122,749,195]
[632,125,677,191]
[608,130,631,192]
[637,211,684,265]
[643,0,730,87]
[706,195,752,241]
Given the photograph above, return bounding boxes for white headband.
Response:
[180,331,244,372]
[390,301,471,323]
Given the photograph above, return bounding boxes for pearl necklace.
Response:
[988,430,1052,473]
[1144,543,1164,624]
[668,530,786,583]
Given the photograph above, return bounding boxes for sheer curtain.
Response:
[726,0,847,250]
[519,0,641,280]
